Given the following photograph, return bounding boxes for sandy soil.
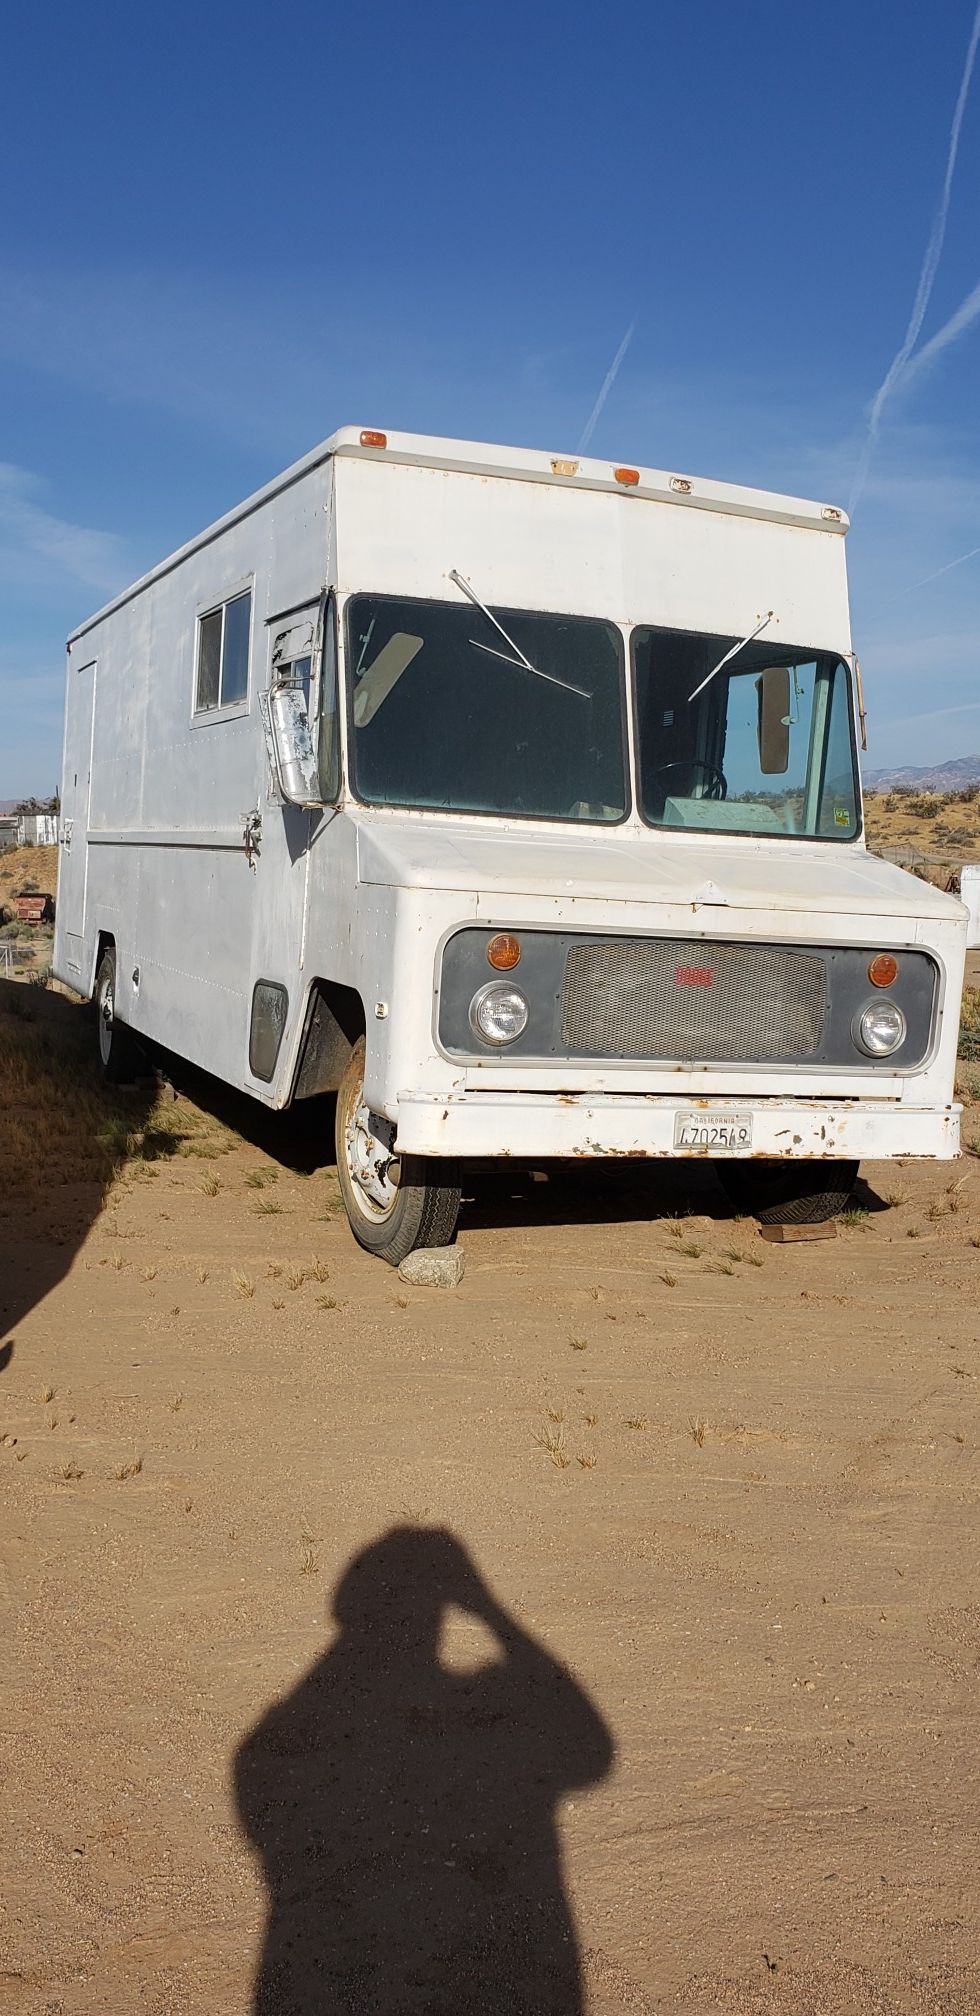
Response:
[1,981,979,2014]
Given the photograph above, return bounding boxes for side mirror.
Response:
[960,865,980,949]
[756,666,791,775]
[264,684,323,805]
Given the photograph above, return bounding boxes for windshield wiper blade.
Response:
[687,611,775,703]
[449,569,589,698]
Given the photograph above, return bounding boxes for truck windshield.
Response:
[345,594,628,822]
[633,626,860,841]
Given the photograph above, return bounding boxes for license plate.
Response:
[673,1111,754,1153]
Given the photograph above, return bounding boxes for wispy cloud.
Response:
[578,321,636,453]
[849,1,980,515]
[0,465,126,594]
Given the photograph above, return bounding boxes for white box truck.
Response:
[54,427,971,1262]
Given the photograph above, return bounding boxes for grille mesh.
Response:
[560,939,827,1061]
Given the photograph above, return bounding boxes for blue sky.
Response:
[2,0,979,794]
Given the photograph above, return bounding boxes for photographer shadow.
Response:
[236,1526,614,2015]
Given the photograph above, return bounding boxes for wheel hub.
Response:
[346,1098,399,1214]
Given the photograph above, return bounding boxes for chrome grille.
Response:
[560,939,827,1061]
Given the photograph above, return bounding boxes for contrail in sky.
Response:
[899,274,980,393]
[578,321,636,453]
[910,540,980,591]
[849,1,980,516]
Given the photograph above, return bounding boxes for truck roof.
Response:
[68,426,849,645]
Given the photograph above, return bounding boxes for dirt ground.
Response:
[2,981,979,2014]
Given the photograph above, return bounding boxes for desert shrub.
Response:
[959,988,980,1061]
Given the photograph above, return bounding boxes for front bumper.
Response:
[394,1091,960,1161]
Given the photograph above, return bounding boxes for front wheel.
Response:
[717,1157,858,1225]
[334,1039,461,1265]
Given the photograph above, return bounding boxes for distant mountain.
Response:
[863,755,980,793]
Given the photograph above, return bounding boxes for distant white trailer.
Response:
[55,427,972,1261]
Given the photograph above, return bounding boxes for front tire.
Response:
[717,1157,858,1225]
[335,1039,461,1265]
[94,946,141,1084]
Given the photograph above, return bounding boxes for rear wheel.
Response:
[94,946,141,1084]
[334,1038,461,1265]
[717,1157,858,1225]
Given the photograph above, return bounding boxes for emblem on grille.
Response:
[675,965,714,987]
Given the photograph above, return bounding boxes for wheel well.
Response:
[92,930,115,996]
[291,980,366,1101]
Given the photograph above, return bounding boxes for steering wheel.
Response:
[652,759,727,802]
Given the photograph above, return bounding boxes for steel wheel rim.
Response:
[98,972,114,1067]
[342,1075,400,1224]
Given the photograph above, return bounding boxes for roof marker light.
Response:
[613,466,640,488]
[359,429,388,449]
[822,505,844,522]
[670,475,692,494]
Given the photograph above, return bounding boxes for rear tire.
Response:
[94,947,141,1084]
[335,1039,461,1265]
[717,1157,858,1225]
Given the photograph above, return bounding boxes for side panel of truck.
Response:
[55,460,337,1098]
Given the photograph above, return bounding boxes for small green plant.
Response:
[840,1208,870,1230]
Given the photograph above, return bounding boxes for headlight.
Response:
[469,982,529,1046]
[855,1000,907,1057]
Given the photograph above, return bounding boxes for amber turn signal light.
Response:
[359,429,388,448]
[868,953,899,987]
[613,466,640,487]
[487,932,521,971]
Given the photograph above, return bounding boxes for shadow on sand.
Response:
[0,980,154,1353]
[236,1526,613,2014]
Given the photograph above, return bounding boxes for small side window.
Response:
[195,589,252,713]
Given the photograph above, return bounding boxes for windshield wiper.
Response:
[687,611,775,703]
[449,569,589,698]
